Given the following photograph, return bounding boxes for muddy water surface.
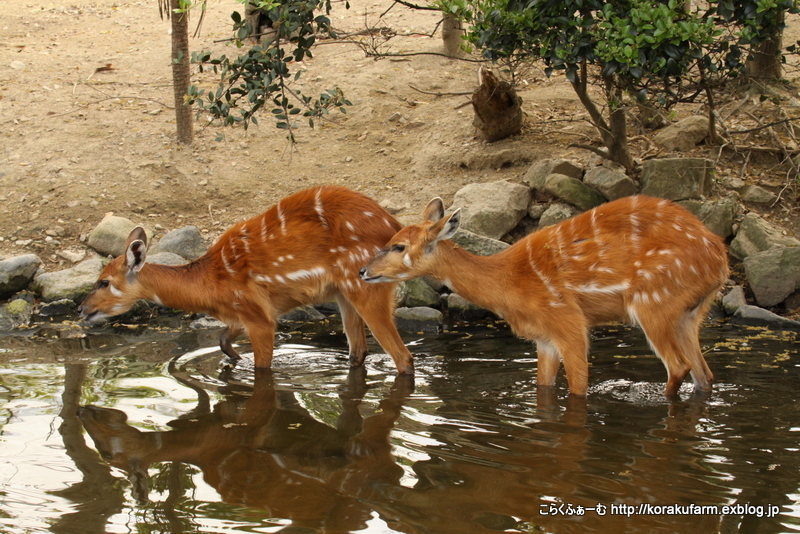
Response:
[0,318,798,533]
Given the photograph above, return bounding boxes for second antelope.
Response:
[79,186,414,374]
[360,195,729,396]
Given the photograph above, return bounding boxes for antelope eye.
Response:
[98,280,110,289]
[391,244,406,253]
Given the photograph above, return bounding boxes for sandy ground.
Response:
[1,0,798,270]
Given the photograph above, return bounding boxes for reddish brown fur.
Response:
[361,195,729,396]
[79,186,414,374]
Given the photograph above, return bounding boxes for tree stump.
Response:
[471,68,522,142]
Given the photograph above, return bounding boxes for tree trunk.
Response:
[442,13,464,58]
[170,0,193,145]
[746,31,783,79]
[568,63,633,173]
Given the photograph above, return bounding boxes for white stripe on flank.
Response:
[241,228,251,254]
[277,201,287,235]
[315,188,328,228]
[261,215,269,242]
[527,241,560,298]
[286,267,327,281]
[221,247,236,275]
[571,280,631,294]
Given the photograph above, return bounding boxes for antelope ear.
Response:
[431,208,461,243]
[422,198,446,222]
[125,227,148,273]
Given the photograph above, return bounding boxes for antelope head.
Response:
[359,198,460,283]
[78,227,149,322]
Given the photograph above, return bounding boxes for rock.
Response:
[729,212,800,260]
[38,298,78,317]
[543,174,606,211]
[379,198,408,215]
[524,159,583,193]
[743,247,800,307]
[653,116,709,151]
[57,249,87,263]
[190,315,227,330]
[10,60,25,70]
[786,292,800,312]
[528,203,547,220]
[452,180,531,239]
[146,252,188,266]
[446,293,493,321]
[450,228,509,256]
[722,286,747,315]
[31,257,108,302]
[394,306,443,333]
[0,299,33,331]
[539,203,580,228]
[741,185,777,205]
[679,197,738,239]
[0,254,42,300]
[87,213,150,257]
[399,278,441,308]
[732,305,800,331]
[720,175,747,191]
[150,226,206,261]
[640,158,714,200]
[279,305,327,323]
[583,166,637,200]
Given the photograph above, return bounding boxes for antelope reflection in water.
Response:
[80,371,727,533]
[79,368,411,532]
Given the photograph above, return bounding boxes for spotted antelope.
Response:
[360,195,729,396]
[79,186,414,374]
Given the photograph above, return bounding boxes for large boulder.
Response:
[451,228,509,256]
[539,203,580,228]
[743,246,800,307]
[653,116,709,152]
[452,180,531,239]
[399,278,441,308]
[87,213,151,257]
[0,254,42,300]
[583,166,637,201]
[394,306,443,333]
[729,213,800,260]
[524,159,583,193]
[150,226,207,261]
[679,197,738,239]
[543,174,606,211]
[31,257,108,302]
[640,158,714,200]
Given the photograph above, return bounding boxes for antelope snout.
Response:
[359,266,383,283]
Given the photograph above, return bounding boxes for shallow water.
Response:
[0,317,798,534]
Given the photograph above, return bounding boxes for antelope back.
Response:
[364,195,729,318]
[79,186,403,322]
